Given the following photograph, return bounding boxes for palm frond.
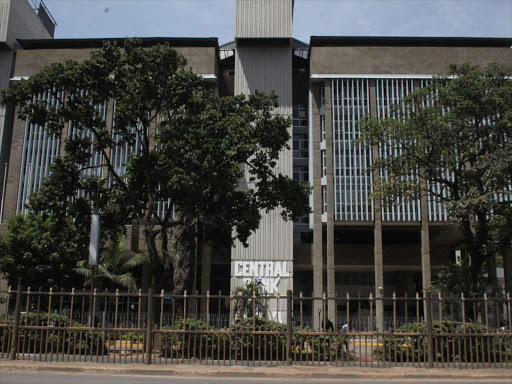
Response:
[74,267,92,278]
[122,253,150,271]
[113,272,137,292]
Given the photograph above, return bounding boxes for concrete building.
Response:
[0,0,55,222]
[0,0,511,325]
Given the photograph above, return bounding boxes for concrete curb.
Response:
[1,361,511,380]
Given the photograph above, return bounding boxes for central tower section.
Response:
[231,0,294,318]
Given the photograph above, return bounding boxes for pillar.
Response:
[324,80,336,323]
[369,79,384,331]
[311,83,324,329]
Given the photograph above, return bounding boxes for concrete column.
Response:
[200,245,211,313]
[311,82,324,329]
[324,80,336,322]
[2,106,28,221]
[369,80,384,331]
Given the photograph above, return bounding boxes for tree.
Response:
[0,213,84,288]
[232,281,268,319]
[361,63,512,294]
[2,39,310,294]
[75,237,142,292]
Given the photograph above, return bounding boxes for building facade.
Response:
[0,0,511,325]
[0,0,55,222]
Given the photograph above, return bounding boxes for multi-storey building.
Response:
[0,0,511,325]
[0,0,55,221]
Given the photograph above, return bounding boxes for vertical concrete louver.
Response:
[231,0,294,315]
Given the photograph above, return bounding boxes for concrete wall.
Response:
[0,0,10,42]
[0,0,54,223]
[14,46,218,78]
[2,44,218,224]
[6,0,52,45]
[232,44,293,297]
[235,0,293,38]
[310,46,512,75]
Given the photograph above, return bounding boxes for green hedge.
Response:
[157,316,354,362]
[159,317,216,359]
[0,312,108,356]
[374,320,512,363]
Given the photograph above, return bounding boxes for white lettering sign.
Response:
[234,261,290,294]
[234,261,290,278]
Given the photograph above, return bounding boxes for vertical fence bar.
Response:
[9,284,23,360]
[507,293,511,331]
[286,290,292,365]
[145,288,153,365]
[425,291,433,368]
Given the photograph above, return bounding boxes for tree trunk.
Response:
[503,247,512,296]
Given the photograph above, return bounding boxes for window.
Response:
[320,115,326,142]
[321,150,327,177]
[293,134,308,159]
[293,166,309,184]
[322,186,327,214]
[293,104,308,128]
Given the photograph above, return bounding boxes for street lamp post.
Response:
[88,207,100,326]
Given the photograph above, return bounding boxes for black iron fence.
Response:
[1,285,511,368]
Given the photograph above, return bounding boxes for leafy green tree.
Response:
[361,63,512,294]
[0,213,84,288]
[431,259,486,308]
[2,39,310,294]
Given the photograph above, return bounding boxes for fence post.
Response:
[286,290,292,366]
[425,291,433,368]
[145,287,154,365]
[9,284,23,361]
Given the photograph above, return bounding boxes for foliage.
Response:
[232,281,268,319]
[158,316,353,362]
[75,237,140,292]
[360,63,512,292]
[159,317,213,358]
[432,259,487,305]
[0,213,85,288]
[2,39,311,295]
[374,320,510,363]
[0,312,107,356]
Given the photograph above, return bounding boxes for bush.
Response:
[0,312,108,356]
[159,317,216,359]
[157,316,354,362]
[374,320,512,363]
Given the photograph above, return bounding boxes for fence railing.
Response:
[1,285,511,368]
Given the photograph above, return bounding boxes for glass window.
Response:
[293,134,308,159]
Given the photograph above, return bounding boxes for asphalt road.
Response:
[0,372,511,384]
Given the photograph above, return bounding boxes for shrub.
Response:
[159,317,216,359]
[0,312,108,356]
[374,320,511,363]
[156,316,354,362]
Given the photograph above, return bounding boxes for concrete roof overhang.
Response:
[17,37,219,50]
[310,36,512,48]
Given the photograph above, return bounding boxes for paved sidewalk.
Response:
[1,360,511,380]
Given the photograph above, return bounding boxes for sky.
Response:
[42,0,512,45]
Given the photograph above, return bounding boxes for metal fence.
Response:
[1,285,511,368]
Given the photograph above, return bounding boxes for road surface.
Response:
[0,372,511,384]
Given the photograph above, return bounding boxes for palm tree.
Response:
[233,281,268,319]
[75,238,148,292]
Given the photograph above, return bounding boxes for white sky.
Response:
[43,0,512,45]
